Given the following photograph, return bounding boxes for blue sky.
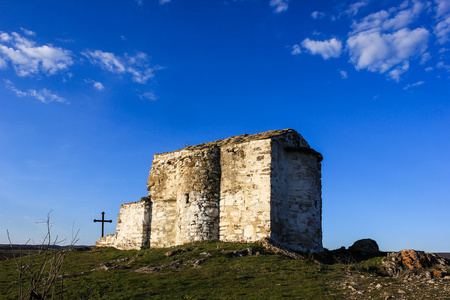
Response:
[0,0,449,252]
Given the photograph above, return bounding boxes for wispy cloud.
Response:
[345,0,370,16]
[93,82,105,90]
[269,0,289,14]
[4,79,27,97]
[301,38,342,59]
[291,44,301,55]
[4,79,68,103]
[403,80,425,89]
[388,61,410,82]
[435,0,450,18]
[437,60,450,70]
[350,1,424,34]
[0,32,73,77]
[20,27,36,36]
[0,56,7,69]
[340,70,348,79]
[138,91,158,101]
[311,11,325,19]
[434,0,450,44]
[85,79,105,90]
[83,50,125,73]
[82,50,162,84]
[0,29,163,102]
[420,52,431,64]
[159,0,171,4]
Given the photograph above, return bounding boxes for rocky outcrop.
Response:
[382,249,450,278]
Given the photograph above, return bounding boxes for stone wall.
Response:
[219,139,272,242]
[114,199,151,250]
[147,147,221,248]
[146,150,182,247]
[270,134,323,252]
[95,199,151,250]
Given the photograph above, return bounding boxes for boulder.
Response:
[349,239,380,256]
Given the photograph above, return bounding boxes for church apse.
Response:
[95,129,323,252]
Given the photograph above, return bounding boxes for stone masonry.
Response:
[96,129,323,252]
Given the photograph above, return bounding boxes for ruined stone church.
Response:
[96,129,323,252]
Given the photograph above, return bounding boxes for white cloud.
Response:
[345,0,370,16]
[4,79,27,97]
[350,10,390,33]
[135,0,143,5]
[295,1,441,81]
[420,52,431,64]
[311,11,325,19]
[55,38,74,43]
[139,91,158,101]
[269,0,289,13]
[82,50,125,73]
[425,66,434,71]
[93,81,105,90]
[340,70,348,78]
[85,79,105,90]
[28,89,68,103]
[403,80,425,89]
[0,57,6,69]
[125,52,162,83]
[388,61,409,81]
[0,32,11,42]
[347,28,429,74]
[435,15,450,43]
[4,79,68,103]
[437,60,450,69]
[83,50,161,84]
[301,38,342,59]
[159,0,171,4]
[291,44,301,55]
[345,1,430,81]
[435,0,450,18]
[20,27,36,36]
[433,0,450,44]
[383,1,424,30]
[0,32,73,77]
[351,1,424,34]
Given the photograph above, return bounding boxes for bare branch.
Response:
[7,211,78,299]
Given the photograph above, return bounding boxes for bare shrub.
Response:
[7,212,79,299]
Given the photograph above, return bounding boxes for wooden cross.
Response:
[93,212,112,237]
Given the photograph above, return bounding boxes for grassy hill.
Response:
[1,241,449,299]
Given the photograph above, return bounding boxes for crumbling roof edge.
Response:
[154,129,301,156]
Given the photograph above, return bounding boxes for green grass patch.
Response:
[4,242,448,299]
